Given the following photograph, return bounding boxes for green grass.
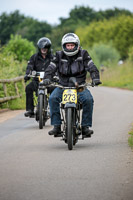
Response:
[8,92,26,110]
[0,80,26,110]
[101,60,133,90]
[0,90,26,110]
[128,126,133,148]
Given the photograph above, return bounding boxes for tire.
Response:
[43,94,48,126]
[73,109,78,145]
[38,94,44,129]
[66,108,73,150]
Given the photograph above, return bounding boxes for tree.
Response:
[48,6,132,51]
[16,17,52,45]
[58,6,132,28]
[98,7,132,19]
[128,46,133,61]
[0,10,52,46]
[3,34,36,61]
[0,10,25,45]
[89,43,120,67]
[76,15,133,59]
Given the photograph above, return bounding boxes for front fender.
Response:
[39,90,44,95]
[64,102,76,108]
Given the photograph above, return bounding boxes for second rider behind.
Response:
[24,37,53,117]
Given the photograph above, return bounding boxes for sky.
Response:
[0,0,133,25]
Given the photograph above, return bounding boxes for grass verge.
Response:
[101,60,133,90]
[128,125,133,149]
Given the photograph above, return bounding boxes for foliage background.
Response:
[0,6,133,110]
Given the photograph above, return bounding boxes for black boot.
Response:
[48,125,62,137]
[82,126,93,138]
[24,110,34,117]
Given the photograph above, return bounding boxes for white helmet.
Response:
[61,33,80,56]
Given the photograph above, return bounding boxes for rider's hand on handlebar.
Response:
[92,79,102,86]
[43,79,51,86]
[24,74,30,82]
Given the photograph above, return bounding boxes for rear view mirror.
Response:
[32,71,36,76]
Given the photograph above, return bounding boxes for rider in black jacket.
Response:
[44,33,101,137]
[24,37,53,117]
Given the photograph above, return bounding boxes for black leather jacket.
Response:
[44,49,100,86]
[26,52,53,75]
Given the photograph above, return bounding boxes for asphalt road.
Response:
[0,86,133,200]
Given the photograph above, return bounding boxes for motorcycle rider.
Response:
[43,33,101,137]
[24,37,53,117]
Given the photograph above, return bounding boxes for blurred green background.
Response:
[0,6,133,110]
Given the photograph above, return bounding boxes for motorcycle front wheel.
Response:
[38,94,44,129]
[66,108,74,150]
[43,94,48,126]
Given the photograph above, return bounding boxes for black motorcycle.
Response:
[27,71,50,129]
[50,78,93,150]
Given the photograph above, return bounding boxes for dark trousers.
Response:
[25,81,38,111]
[49,87,94,127]
[25,81,55,111]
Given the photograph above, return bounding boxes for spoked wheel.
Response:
[38,94,44,129]
[66,108,74,150]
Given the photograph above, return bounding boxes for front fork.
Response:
[62,106,77,143]
[35,88,46,121]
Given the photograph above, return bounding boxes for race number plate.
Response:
[62,89,77,104]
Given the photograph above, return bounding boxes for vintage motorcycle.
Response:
[27,71,50,129]
[49,77,93,150]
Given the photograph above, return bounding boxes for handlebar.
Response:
[27,71,45,83]
[47,82,92,89]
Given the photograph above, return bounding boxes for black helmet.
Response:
[37,37,51,54]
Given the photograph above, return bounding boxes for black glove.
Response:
[43,79,51,86]
[24,74,30,82]
[92,79,102,86]
[52,76,59,83]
